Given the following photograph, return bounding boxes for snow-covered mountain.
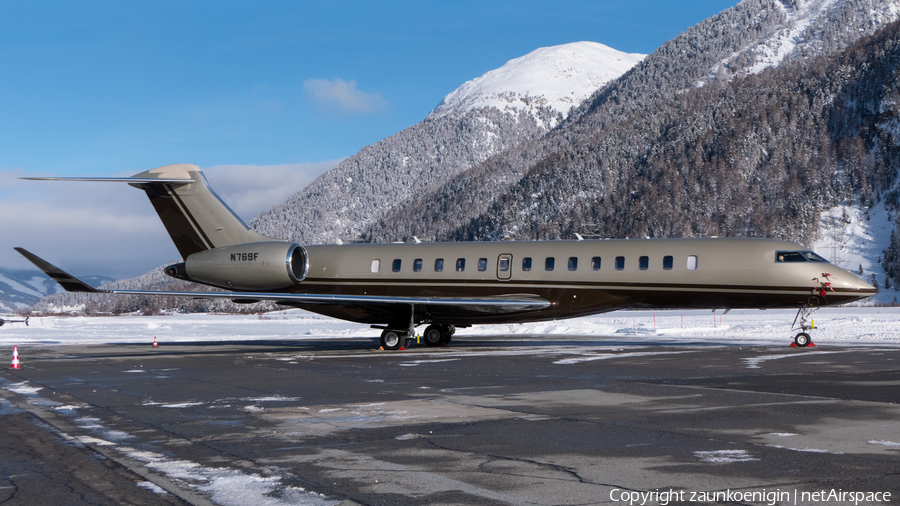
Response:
[430,42,645,128]
[0,268,114,312]
[250,41,644,246]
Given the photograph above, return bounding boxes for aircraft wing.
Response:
[14,248,550,314]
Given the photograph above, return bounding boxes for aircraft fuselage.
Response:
[287,238,874,325]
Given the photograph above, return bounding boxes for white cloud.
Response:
[202,161,340,220]
[303,78,388,114]
[0,161,339,280]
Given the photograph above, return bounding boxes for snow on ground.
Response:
[0,364,338,506]
[2,307,900,347]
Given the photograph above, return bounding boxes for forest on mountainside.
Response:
[361,0,900,245]
[249,106,560,246]
[359,0,793,244]
[459,21,900,244]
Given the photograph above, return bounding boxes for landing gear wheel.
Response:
[381,330,404,350]
[423,325,443,347]
[441,329,452,345]
[794,332,811,347]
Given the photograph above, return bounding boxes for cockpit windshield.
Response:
[801,251,828,262]
[775,250,829,263]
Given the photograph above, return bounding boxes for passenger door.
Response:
[497,254,512,280]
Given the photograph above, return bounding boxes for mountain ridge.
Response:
[249,40,642,246]
[429,41,646,128]
[0,268,114,313]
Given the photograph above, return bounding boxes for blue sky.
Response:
[1,0,737,279]
[1,0,735,173]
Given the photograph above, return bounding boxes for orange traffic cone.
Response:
[11,346,20,369]
[153,336,158,347]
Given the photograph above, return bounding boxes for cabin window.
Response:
[413,259,423,272]
[456,258,466,272]
[522,257,532,271]
[392,259,402,272]
[639,256,649,270]
[434,258,444,272]
[615,256,625,270]
[687,255,698,270]
[545,257,555,271]
[371,259,380,273]
[477,258,488,271]
[568,257,578,271]
[499,257,510,272]
[663,255,674,270]
[591,256,601,270]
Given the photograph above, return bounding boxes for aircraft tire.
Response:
[381,330,404,350]
[423,325,443,347]
[794,332,811,347]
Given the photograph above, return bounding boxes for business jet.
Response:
[16,164,876,349]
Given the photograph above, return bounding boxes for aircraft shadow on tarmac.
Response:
[58,335,736,360]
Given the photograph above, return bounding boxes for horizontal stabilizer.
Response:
[19,177,193,184]
[14,247,100,293]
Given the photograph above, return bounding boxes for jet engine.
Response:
[165,241,308,290]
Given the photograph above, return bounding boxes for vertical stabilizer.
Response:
[130,164,281,258]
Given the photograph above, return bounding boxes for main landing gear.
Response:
[379,329,409,351]
[422,324,454,347]
[378,324,456,350]
[790,306,818,347]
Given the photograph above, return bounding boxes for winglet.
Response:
[13,247,101,293]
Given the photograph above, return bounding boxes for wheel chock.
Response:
[789,342,816,348]
[378,346,384,351]
[398,346,406,351]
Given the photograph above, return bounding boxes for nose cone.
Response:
[841,269,878,298]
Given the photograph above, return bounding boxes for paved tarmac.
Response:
[1,335,899,505]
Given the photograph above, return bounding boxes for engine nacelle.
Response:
[167,241,308,290]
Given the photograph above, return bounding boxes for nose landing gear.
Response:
[790,306,818,347]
